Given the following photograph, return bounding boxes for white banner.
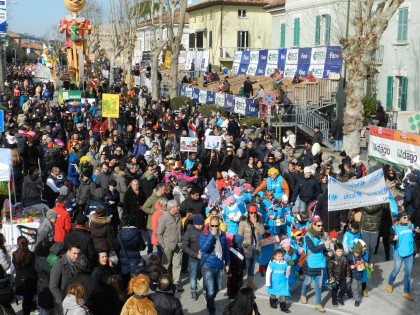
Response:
[215,93,225,107]
[310,47,327,65]
[199,90,207,104]
[283,64,298,78]
[265,64,278,76]
[234,97,246,115]
[232,62,239,75]
[250,51,259,64]
[285,48,299,65]
[328,169,389,211]
[247,64,257,76]
[233,51,242,63]
[185,87,193,98]
[308,64,325,78]
[368,126,420,170]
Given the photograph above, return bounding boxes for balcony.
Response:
[371,45,384,64]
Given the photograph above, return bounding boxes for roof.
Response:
[138,10,189,28]
[8,32,21,38]
[21,41,43,50]
[187,0,270,12]
[264,0,285,9]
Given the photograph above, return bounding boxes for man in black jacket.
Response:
[291,167,321,213]
[180,188,206,217]
[312,126,323,145]
[182,214,204,300]
[149,274,184,315]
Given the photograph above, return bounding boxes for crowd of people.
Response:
[0,65,418,315]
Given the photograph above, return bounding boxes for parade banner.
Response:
[328,169,389,211]
[267,50,279,65]
[101,93,120,118]
[215,93,226,107]
[245,99,258,117]
[0,0,7,36]
[205,135,222,150]
[224,94,235,112]
[368,126,420,170]
[180,137,198,152]
[206,178,220,205]
[310,47,327,65]
[234,97,246,115]
[199,90,207,104]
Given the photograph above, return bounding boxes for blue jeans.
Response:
[334,139,343,152]
[388,252,414,293]
[246,251,257,276]
[147,230,162,258]
[189,259,199,291]
[301,269,324,305]
[202,266,223,314]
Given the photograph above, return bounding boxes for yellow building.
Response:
[186,0,272,70]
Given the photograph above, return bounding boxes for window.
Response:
[324,14,331,45]
[238,9,247,18]
[315,14,331,46]
[189,33,196,49]
[396,76,408,110]
[237,31,249,49]
[386,76,393,110]
[280,23,286,48]
[397,7,408,43]
[315,16,321,46]
[209,31,213,48]
[293,18,300,47]
[196,31,204,48]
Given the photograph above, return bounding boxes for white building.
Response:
[136,10,189,67]
[266,0,418,112]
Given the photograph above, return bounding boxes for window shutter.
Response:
[189,33,195,49]
[209,31,213,48]
[325,14,331,45]
[280,23,286,48]
[386,76,393,110]
[397,8,409,42]
[293,18,300,46]
[315,16,321,46]
[401,77,408,111]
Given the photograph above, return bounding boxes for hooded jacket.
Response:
[199,225,230,269]
[77,177,97,206]
[149,290,183,315]
[117,227,146,275]
[182,225,201,260]
[67,155,80,187]
[89,213,115,252]
[53,202,72,243]
[84,188,109,216]
[62,295,89,315]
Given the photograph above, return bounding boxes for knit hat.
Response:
[46,210,58,221]
[226,195,235,204]
[297,213,308,222]
[240,141,246,148]
[244,183,253,191]
[303,166,313,174]
[280,238,291,248]
[236,148,243,155]
[329,230,339,240]
[268,153,275,159]
[274,151,282,159]
[193,214,204,225]
[282,195,288,203]
[47,142,54,149]
[75,213,88,225]
[221,171,229,178]
[179,180,188,189]
[291,228,302,237]
[228,170,236,178]
[234,187,242,196]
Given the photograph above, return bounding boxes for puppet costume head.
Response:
[122,274,157,315]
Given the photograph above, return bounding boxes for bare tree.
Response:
[341,0,405,157]
[80,0,104,55]
[166,0,187,98]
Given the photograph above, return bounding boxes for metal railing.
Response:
[371,45,384,64]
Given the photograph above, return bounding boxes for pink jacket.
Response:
[163,170,196,183]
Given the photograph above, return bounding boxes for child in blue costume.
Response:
[259,191,273,224]
[286,212,310,238]
[279,238,299,287]
[67,155,80,187]
[266,249,291,312]
[233,187,247,214]
[242,183,254,205]
[267,195,290,237]
[223,195,242,246]
[258,224,274,277]
[342,221,361,254]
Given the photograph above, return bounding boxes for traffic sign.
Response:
[263,92,276,106]
[0,110,4,132]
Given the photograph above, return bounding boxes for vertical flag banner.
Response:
[234,97,246,115]
[199,90,208,104]
[0,0,7,36]
[102,94,120,118]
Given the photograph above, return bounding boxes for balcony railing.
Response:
[371,45,384,64]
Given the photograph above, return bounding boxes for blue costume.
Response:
[342,230,361,254]
[223,204,242,234]
[266,260,290,297]
[266,176,286,200]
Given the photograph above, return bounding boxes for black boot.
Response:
[270,297,278,309]
[280,302,291,313]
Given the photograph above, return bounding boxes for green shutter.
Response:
[386,76,394,110]
[401,77,408,111]
[293,18,300,46]
[325,14,331,45]
[280,23,286,48]
[315,16,321,46]
[397,8,408,42]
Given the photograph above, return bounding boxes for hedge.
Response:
[170,96,195,110]
[240,117,263,127]
[198,104,229,118]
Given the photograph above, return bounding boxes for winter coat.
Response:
[64,228,97,265]
[91,264,115,284]
[13,251,38,297]
[89,213,115,252]
[112,171,127,202]
[327,255,348,281]
[346,252,365,281]
[238,220,265,258]
[182,225,201,260]
[77,178,97,206]
[199,225,230,269]
[149,290,184,315]
[315,192,341,232]
[67,156,80,187]
[179,197,206,217]
[37,218,55,244]
[0,248,10,272]
[331,119,343,140]
[173,186,189,205]
[291,176,322,203]
[156,212,182,251]
[360,204,383,232]
[122,187,147,230]
[238,165,258,187]
[84,188,109,216]
[230,156,247,175]
[151,209,165,246]
[35,255,55,310]
[139,173,159,204]
[62,295,89,315]
[142,190,161,230]
[22,174,43,206]
[49,254,77,304]
[312,131,323,145]
[53,202,72,243]
[96,170,112,190]
[63,273,101,314]
[116,227,146,275]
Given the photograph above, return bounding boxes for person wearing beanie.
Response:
[230,147,247,175]
[173,179,189,205]
[37,209,57,244]
[280,237,298,288]
[53,194,72,244]
[223,195,242,246]
[290,164,321,213]
[182,213,205,301]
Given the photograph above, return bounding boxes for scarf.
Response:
[213,231,223,260]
